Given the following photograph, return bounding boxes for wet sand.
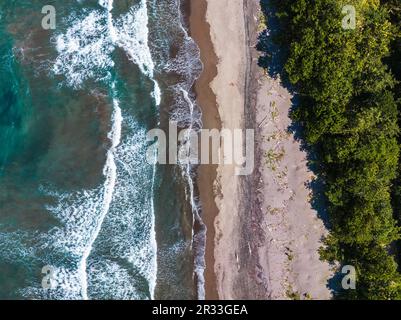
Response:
[189,0,220,300]
[191,0,249,299]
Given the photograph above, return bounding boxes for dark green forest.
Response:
[258,0,401,299]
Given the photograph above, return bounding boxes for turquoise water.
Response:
[0,0,202,299]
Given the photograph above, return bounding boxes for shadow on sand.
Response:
[257,0,339,296]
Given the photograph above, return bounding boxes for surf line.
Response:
[100,0,161,109]
[176,0,206,300]
[78,82,122,300]
[179,87,206,300]
[77,0,159,300]
[78,0,121,300]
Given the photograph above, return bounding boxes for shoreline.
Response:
[189,0,220,300]
[191,0,250,299]
[189,0,261,299]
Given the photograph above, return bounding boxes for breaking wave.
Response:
[0,0,206,300]
[13,0,159,300]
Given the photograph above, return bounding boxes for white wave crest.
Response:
[53,0,161,105]
[53,10,115,88]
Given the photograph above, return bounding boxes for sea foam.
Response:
[20,0,160,300]
[54,0,161,106]
[4,0,203,300]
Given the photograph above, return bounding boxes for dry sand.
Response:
[255,78,333,300]
[192,0,333,299]
[204,0,247,300]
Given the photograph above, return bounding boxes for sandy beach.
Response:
[189,0,220,300]
[191,0,333,299]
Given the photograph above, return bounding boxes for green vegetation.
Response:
[386,0,401,260]
[286,286,301,300]
[259,0,401,299]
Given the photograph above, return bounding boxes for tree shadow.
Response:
[257,0,291,88]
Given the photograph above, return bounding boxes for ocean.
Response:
[0,0,204,299]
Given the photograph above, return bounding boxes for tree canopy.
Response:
[259,0,401,299]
